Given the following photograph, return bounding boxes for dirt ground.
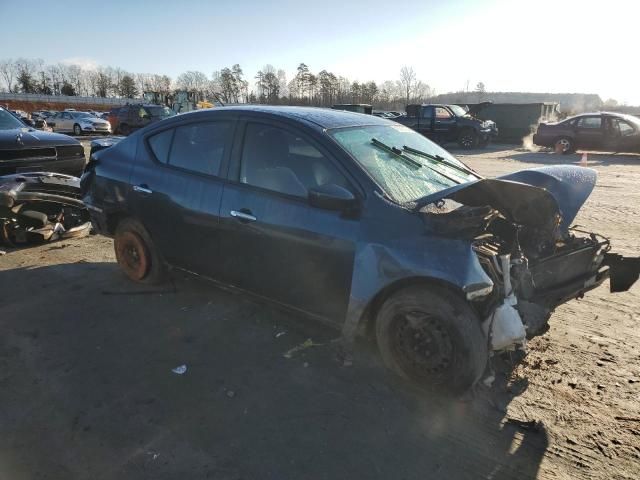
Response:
[0,145,638,479]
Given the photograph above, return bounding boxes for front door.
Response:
[433,106,457,143]
[128,118,236,275]
[218,120,360,322]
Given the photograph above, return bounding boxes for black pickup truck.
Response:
[395,103,498,149]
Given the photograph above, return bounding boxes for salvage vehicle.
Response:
[109,104,175,136]
[0,106,85,176]
[47,111,111,136]
[533,112,640,153]
[81,106,639,393]
[0,172,91,246]
[395,103,498,149]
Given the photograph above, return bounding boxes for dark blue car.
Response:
[81,106,638,393]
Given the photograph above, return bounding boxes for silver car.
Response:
[48,111,111,136]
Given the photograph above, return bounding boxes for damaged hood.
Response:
[415,165,596,232]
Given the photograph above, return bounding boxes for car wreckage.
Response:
[81,107,639,393]
[0,172,91,246]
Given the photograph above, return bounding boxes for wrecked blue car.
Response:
[81,106,639,393]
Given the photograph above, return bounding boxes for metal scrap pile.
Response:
[0,173,91,247]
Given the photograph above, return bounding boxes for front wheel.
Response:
[457,129,478,149]
[73,124,82,136]
[375,285,488,394]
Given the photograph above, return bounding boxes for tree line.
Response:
[0,58,434,110]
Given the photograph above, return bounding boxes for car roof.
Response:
[176,105,393,130]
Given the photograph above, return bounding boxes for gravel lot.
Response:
[0,145,638,479]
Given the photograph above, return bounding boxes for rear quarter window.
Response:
[148,129,174,164]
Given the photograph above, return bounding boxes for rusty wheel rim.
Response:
[116,231,149,281]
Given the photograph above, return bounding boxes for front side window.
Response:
[148,129,174,164]
[421,107,434,119]
[435,107,452,119]
[240,123,348,198]
[577,116,602,129]
[329,124,475,204]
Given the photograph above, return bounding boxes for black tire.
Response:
[113,218,165,284]
[73,123,82,136]
[375,285,488,394]
[119,123,131,136]
[554,136,575,154]
[457,129,478,149]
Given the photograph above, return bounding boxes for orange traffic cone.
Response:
[580,152,588,166]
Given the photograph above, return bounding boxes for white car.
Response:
[48,111,111,136]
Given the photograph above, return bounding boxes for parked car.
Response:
[533,112,640,153]
[0,106,85,176]
[109,104,175,135]
[81,106,638,393]
[47,111,111,135]
[395,103,498,149]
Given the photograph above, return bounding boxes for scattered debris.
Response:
[226,390,235,398]
[275,331,286,338]
[0,250,5,255]
[283,338,322,359]
[568,378,578,388]
[171,364,187,375]
[303,362,309,368]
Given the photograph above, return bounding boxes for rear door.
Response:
[128,116,236,275]
[575,115,604,149]
[218,120,360,321]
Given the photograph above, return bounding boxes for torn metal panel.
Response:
[0,172,90,246]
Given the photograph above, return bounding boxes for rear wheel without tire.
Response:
[375,285,488,394]
[555,136,575,154]
[114,218,165,284]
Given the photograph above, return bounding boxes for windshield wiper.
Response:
[371,138,421,168]
[402,145,480,178]
[370,138,463,185]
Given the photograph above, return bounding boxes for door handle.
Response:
[230,210,257,222]
[133,184,153,194]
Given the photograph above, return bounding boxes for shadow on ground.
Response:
[0,262,548,479]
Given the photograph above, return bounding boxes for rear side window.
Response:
[577,116,601,129]
[168,121,232,176]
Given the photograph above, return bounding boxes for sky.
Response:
[1,0,639,104]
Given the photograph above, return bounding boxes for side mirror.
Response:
[308,183,357,212]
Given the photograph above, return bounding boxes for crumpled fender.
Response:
[341,236,493,342]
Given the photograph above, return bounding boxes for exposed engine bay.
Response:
[0,173,91,246]
[420,165,639,352]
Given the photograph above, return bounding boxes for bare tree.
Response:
[0,59,17,92]
[399,66,417,106]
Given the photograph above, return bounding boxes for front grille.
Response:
[0,148,56,161]
[56,145,85,158]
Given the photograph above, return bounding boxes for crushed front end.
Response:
[420,165,639,352]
